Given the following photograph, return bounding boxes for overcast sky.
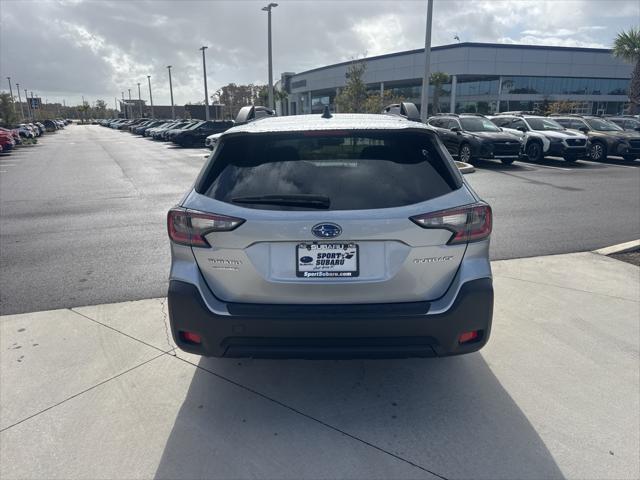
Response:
[1,0,638,107]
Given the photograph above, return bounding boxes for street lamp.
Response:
[420,0,434,122]
[167,65,175,120]
[137,82,142,118]
[199,46,210,120]
[262,3,278,110]
[121,91,125,118]
[6,77,15,114]
[147,75,154,119]
[24,88,31,120]
[16,83,24,120]
[128,88,132,119]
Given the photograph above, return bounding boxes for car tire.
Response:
[563,154,578,163]
[589,141,607,161]
[525,141,543,162]
[500,158,515,165]
[458,143,472,163]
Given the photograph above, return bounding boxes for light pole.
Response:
[420,0,434,122]
[16,83,24,120]
[121,91,125,118]
[262,3,278,110]
[6,77,15,114]
[137,82,142,118]
[128,88,132,119]
[147,75,154,119]
[25,88,31,120]
[167,65,175,119]
[199,46,210,120]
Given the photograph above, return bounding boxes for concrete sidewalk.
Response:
[1,252,638,480]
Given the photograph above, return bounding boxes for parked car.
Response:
[490,114,589,162]
[426,114,522,164]
[205,132,224,150]
[163,121,201,141]
[0,130,16,152]
[550,115,640,161]
[167,103,493,358]
[43,119,58,132]
[172,120,234,147]
[605,116,640,132]
[1,127,21,145]
[151,121,190,140]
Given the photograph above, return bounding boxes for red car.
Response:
[0,130,16,152]
[0,127,21,145]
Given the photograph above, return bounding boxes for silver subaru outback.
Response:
[167,104,493,358]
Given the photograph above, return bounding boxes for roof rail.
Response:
[548,113,585,117]
[235,105,276,125]
[382,102,421,122]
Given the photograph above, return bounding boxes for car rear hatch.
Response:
[176,129,486,304]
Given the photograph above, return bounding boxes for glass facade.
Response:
[500,76,628,96]
[294,74,629,116]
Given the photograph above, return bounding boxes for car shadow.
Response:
[472,158,532,171]
[154,354,565,479]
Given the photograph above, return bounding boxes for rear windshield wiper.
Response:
[232,194,330,209]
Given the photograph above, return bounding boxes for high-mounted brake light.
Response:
[410,203,492,245]
[167,208,244,247]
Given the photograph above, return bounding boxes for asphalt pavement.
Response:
[1,125,639,314]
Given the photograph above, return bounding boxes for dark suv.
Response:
[551,115,640,161]
[426,114,522,164]
[605,116,640,132]
[172,120,234,147]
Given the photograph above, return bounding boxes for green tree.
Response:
[362,90,406,114]
[0,92,17,126]
[429,72,450,114]
[613,27,640,113]
[335,61,368,113]
[95,99,107,118]
[213,83,267,119]
[546,100,579,114]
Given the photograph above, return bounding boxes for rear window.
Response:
[197,131,456,211]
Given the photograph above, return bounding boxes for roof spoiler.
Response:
[235,105,276,125]
[382,102,421,122]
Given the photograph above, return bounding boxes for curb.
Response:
[594,239,640,256]
[455,161,475,174]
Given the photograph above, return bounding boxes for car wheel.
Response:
[525,141,543,162]
[458,144,472,163]
[500,158,515,165]
[589,141,607,161]
[563,154,578,163]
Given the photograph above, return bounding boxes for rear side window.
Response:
[198,131,457,211]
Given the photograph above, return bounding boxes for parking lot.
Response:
[0,125,639,314]
[1,124,639,479]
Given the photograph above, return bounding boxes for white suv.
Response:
[490,114,588,162]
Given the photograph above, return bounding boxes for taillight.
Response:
[410,203,492,245]
[167,208,244,247]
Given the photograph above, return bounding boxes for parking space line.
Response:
[518,161,572,171]
[579,159,638,169]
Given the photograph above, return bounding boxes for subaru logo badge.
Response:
[312,223,342,238]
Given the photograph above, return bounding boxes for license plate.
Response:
[296,243,359,278]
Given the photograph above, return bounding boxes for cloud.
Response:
[0,0,637,106]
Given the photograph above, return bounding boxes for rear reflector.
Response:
[458,330,480,344]
[410,203,492,244]
[179,331,202,345]
[168,208,244,247]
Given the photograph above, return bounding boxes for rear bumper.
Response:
[168,277,493,359]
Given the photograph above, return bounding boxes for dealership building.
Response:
[277,42,632,116]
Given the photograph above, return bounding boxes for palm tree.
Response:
[613,27,640,113]
[429,72,450,114]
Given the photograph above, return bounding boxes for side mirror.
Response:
[579,127,589,134]
[451,126,461,133]
[517,126,527,133]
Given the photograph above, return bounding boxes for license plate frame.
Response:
[296,242,359,278]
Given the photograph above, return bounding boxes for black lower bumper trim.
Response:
[168,278,493,358]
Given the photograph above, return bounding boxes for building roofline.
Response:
[292,42,613,78]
